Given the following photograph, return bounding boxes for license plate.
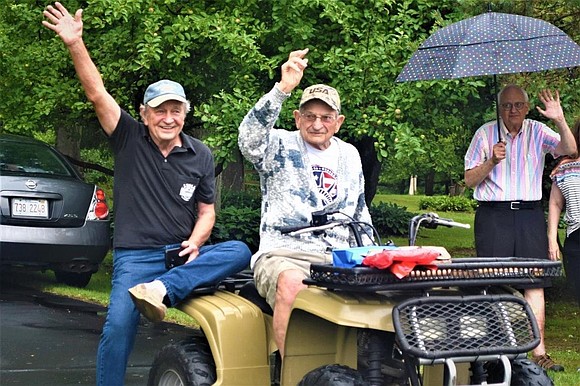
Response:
[11,198,49,218]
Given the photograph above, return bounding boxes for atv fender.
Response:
[282,287,399,385]
[177,290,271,386]
[292,286,398,330]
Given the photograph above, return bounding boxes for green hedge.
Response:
[418,195,477,212]
[211,206,261,253]
[369,202,415,238]
[210,190,261,253]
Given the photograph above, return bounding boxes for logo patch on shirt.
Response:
[179,183,196,201]
[312,165,337,205]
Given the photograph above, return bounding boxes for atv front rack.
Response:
[306,257,561,291]
[392,294,539,386]
[306,258,558,386]
[392,294,539,361]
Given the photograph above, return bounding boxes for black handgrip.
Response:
[277,224,312,234]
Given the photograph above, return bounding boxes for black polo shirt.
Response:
[109,110,215,249]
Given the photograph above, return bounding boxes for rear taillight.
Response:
[87,187,109,220]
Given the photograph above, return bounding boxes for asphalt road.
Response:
[0,276,195,385]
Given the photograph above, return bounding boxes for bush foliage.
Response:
[370,202,416,238]
[211,206,261,253]
[210,190,261,253]
[418,195,477,212]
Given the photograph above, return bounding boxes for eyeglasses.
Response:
[300,112,337,124]
[500,102,527,111]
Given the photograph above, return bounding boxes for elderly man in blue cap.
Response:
[43,3,251,386]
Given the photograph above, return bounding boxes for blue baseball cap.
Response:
[143,79,187,107]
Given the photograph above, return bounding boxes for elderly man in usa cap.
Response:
[238,48,374,358]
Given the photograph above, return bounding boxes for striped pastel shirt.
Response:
[464,119,560,201]
[551,160,580,237]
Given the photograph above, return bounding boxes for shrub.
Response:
[370,202,416,238]
[419,195,477,212]
[220,186,261,208]
[210,206,261,253]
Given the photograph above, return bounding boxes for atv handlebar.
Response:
[278,220,347,236]
[277,211,470,249]
[276,213,379,247]
[420,213,471,229]
[409,212,470,246]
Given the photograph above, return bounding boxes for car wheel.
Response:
[54,270,92,288]
[148,334,216,386]
[485,358,554,386]
[298,364,369,386]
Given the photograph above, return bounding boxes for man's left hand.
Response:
[537,89,565,124]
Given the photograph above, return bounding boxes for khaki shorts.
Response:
[253,248,332,309]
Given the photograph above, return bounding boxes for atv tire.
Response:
[298,364,369,386]
[485,358,554,386]
[148,334,216,386]
[358,329,409,385]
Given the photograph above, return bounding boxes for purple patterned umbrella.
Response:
[397,12,580,81]
[396,11,580,140]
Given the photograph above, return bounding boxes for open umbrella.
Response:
[396,11,580,139]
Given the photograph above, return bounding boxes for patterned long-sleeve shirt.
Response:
[551,159,580,236]
[238,85,373,267]
[464,119,560,201]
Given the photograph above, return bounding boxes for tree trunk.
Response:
[408,175,417,195]
[220,148,244,191]
[350,135,381,207]
[424,171,435,196]
[214,173,222,213]
[56,124,82,174]
[449,183,465,196]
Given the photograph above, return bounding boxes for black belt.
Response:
[477,201,542,210]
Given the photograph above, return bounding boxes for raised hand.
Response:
[537,89,565,124]
[42,2,83,47]
[278,48,309,94]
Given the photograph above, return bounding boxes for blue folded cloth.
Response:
[332,246,398,268]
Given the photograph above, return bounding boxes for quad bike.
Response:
[148,212,560,386]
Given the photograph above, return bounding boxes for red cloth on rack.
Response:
[362,247,441,278]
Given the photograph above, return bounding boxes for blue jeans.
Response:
[96,241,251,386]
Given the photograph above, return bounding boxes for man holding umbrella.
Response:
[464,84,575,372]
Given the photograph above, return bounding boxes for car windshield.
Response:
[0,141,74,177]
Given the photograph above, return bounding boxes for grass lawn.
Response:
[374,193,477,256]
[14,193,580,384]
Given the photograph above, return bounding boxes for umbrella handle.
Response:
[496,111,502,143]
[494,74,502,143]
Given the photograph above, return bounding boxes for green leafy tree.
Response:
[2,0,580,203]
[192,0,482,201]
